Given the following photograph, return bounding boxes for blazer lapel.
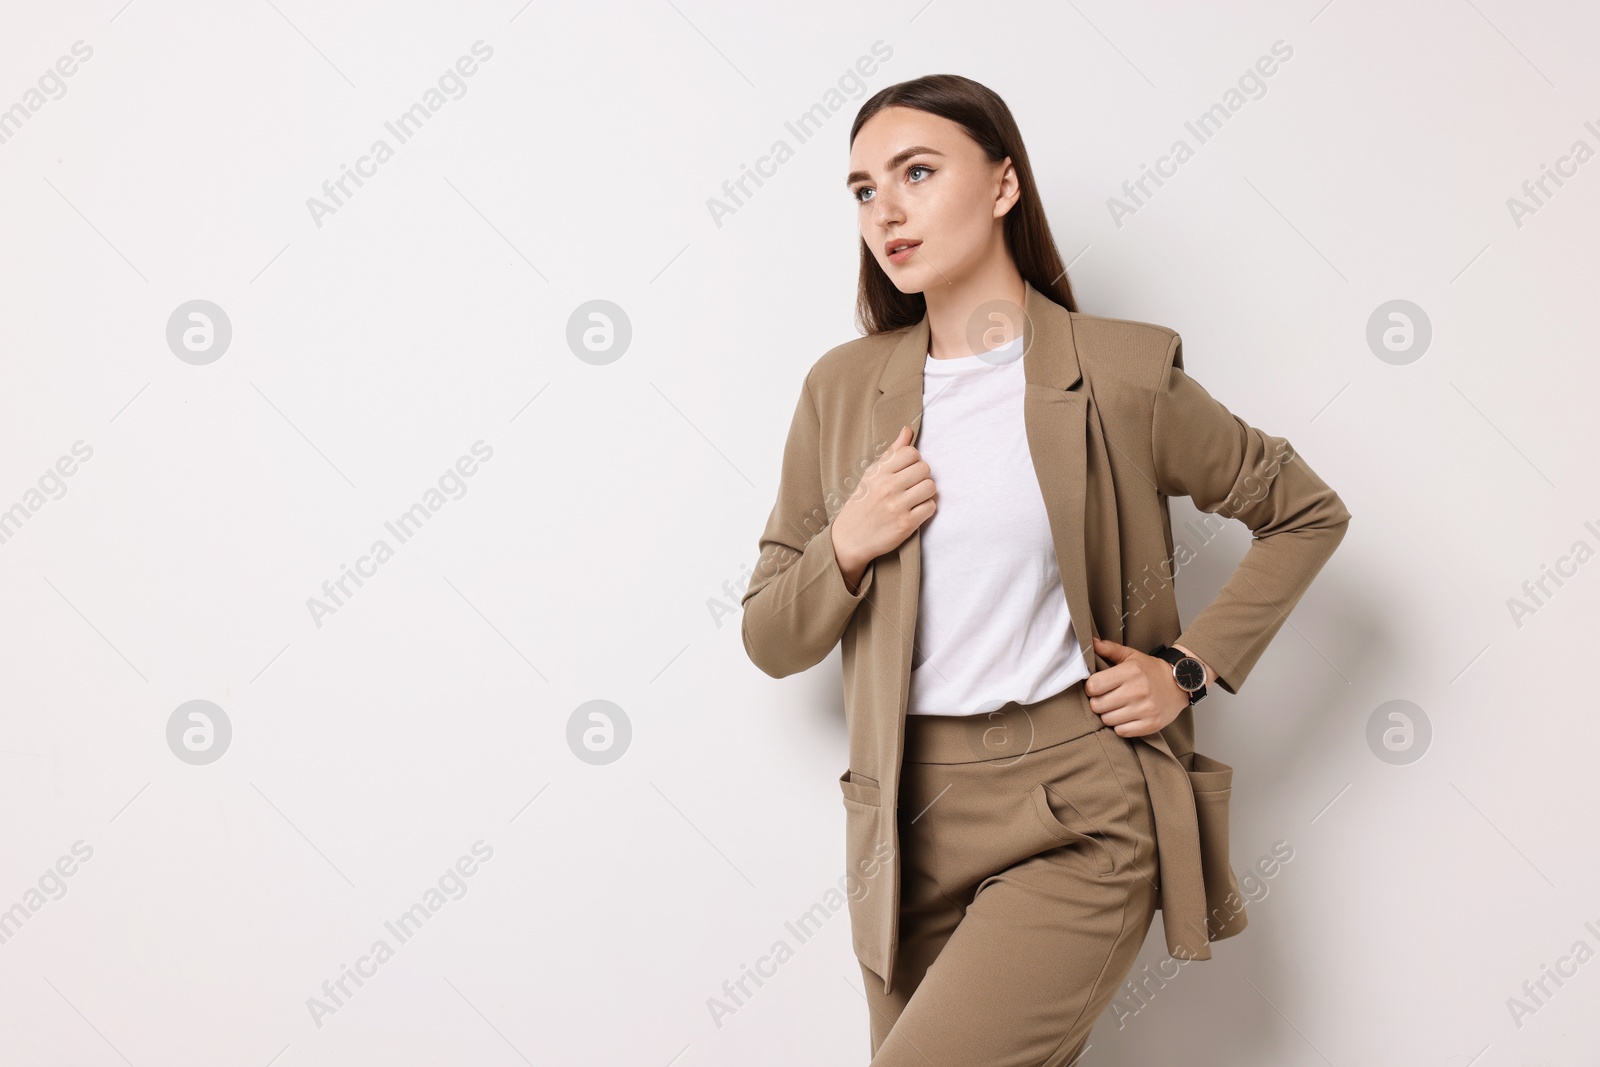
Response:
[867,279,1100,715]
[868,317,926,708]
[1019,282,1100,674]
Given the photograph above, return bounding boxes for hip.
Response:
[896,682,1159,898]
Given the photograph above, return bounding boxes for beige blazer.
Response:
[741,279,1351,989]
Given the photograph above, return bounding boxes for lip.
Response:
[884,238,921,264]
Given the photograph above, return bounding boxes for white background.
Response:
[1,0,1597,1064]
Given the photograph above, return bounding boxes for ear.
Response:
[994,156,1020,218]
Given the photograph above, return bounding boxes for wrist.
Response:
[1150,643,1208,706]
[830,526,868,592]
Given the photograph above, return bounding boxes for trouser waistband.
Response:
[902,680,1103,764]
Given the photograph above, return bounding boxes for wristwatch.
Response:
[1150,644,1207,705]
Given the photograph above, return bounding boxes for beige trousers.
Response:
[860,681,1161,1066]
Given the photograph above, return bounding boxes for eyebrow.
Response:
[845,146,945,188]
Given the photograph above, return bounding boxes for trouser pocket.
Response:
[1026,730,1130,879]
[1030,781,1116,876]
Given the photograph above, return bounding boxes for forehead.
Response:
[848,106,963,169]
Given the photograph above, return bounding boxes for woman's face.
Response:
[847,105,1017,294]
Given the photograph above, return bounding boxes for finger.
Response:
[1084,664,1137,702]
[891,425,912,458]
[879,439,919,477]
[901,479,937,508]
[1088,697,1139,723]
[886,458,932,493]
[1093,635,1133,662]
[1088,691,1138,722]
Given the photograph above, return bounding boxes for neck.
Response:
[921,259,1028,361]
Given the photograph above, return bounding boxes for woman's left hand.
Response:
[1084,636,1209,738]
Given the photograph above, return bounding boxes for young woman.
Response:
[741,74,1351,1065]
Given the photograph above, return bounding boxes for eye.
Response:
[853,163,935,204]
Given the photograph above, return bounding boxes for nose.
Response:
[868,184,905,232]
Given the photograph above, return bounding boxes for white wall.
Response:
[1,0,1596,1063]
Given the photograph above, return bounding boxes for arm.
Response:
[741,373,876,678]
[1152,334,1352,695]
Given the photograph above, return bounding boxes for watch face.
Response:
[1173,657,1206,692]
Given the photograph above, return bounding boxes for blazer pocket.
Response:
[837,769,888,964]
[1185,751,1233,794]
[838,768,881,808]
[1180,750,1249,938]
[1030,781,1115,877]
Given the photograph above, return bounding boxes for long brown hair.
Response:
[848,73,1078,335]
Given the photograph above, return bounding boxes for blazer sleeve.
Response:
[1152,333,1352,695]
[741,372,876,679]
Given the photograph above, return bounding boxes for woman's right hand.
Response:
[830,425,937,593]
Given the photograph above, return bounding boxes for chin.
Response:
[883,270,929,296]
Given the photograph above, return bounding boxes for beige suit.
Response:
[741,279,1351,997]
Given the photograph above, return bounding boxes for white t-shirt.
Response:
[905,335,1089,716]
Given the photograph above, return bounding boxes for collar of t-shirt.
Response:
[923,333,1024,375]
